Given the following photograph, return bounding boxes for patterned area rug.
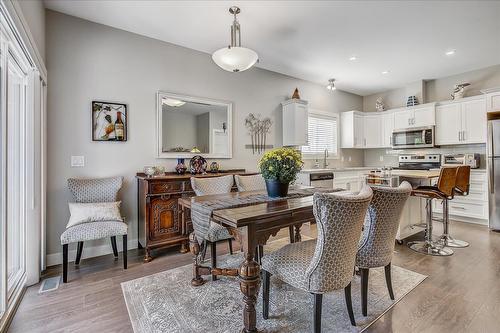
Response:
[122,238,426,333]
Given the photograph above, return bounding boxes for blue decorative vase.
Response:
[265,179,289,198]
[175,158,187,174]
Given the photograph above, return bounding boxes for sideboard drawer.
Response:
[150,181,184,194]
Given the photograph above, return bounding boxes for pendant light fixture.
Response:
[326,78,336,91]
[212,6,259,73]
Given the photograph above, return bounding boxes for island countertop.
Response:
[390,169,440,179]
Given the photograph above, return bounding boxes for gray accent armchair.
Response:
[61,177,127,283]
[356,181,412,316]
[261,185,373,331]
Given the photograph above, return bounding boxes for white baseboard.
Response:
[46,238,138,267]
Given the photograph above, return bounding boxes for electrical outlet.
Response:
[348,156,352,162]
[379,155,384,162]
[71,156,85,167]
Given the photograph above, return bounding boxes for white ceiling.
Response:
[44,0,500,96]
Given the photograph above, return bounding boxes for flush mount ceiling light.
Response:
[349,56,357,61]
[212,6,259,73]
[445,49,456,56]
[326,78,336,91]
[162,98,186,107]
[381,70,390,75]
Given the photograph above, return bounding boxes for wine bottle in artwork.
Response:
[115,111,125,141]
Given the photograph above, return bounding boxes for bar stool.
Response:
[409,167,457,256]
[438,166,471,248]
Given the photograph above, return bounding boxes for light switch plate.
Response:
[71,156,85,167]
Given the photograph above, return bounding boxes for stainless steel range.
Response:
[395,154,441,170]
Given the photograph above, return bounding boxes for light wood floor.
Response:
[7,221,500,333]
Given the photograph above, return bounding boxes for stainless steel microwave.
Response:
[392,126,435,149]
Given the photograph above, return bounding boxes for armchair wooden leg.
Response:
[344,282,356,326]
[111,236,118,258]
[123,235,128,269]
[75,241,84,265]
[211,241,217,281]
[360,268,369,316]
[62,244,68,283]
[312,293,323,333]
[262,270,271,319]
[228,238,233,255]
[384,263,394,300]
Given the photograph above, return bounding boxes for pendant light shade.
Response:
[212,6,259,72]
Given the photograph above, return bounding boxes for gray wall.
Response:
[46,11,363,262]
[17,0,45,61]
[363,64,500,112]
[162,111,197,152]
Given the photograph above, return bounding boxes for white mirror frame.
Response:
[156,91,233,159]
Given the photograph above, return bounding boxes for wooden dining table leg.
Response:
[238,225,260,333]
[294,224,302,243]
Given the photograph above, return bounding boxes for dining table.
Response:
[182,187,339,333]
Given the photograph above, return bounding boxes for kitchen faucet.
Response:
[323,148,329,168]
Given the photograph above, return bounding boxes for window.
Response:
[301,112,338,157]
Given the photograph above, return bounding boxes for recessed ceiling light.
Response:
[445,49,456,56]
[381,70,390,75]
[349,56,357,61]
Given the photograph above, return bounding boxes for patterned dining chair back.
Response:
[356,182,412,269]
[306,185,373,293]
[190,175,234,196]
[68,177,123,203]
[234,174,266,192]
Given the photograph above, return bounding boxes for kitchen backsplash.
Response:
[363,144,487,169]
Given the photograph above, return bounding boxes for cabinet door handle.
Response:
[458,131,461,141]
[364,138,367,146]
[462,130,466,141]
[451,206,466,210]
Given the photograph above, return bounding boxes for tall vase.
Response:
[265,179,290,198]
[175,158,187,174]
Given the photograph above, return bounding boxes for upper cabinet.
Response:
[341,110,391,149]
[282,99,308,146]
[393,103,435,129]
[340,111,364,148]
[486,91,500,112]
[435,97,487,145]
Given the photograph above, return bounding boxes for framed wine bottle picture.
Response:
[92,101,128,141]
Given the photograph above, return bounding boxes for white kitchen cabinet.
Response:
[363,114,381,148]
[435,103,462,145]
[381,112,395,147]
[486,91,500,112]
[435,97,486,145]
[340,111,364,148]
[282,99,308,146]
[462,98,487,144]
[394,104,435,129]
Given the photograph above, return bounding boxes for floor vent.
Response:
[38,276,60,294]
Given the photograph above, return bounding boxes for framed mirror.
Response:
[157,91,232,158]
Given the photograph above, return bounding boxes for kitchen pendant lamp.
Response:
[212,6,258,73]
[326,78,336,91]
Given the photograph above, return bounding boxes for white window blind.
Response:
[301,114,338,155]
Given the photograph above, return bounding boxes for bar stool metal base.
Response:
[438,235,469,248]
[409,241,454,256]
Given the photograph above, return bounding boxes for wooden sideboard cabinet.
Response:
[136,170,246,262]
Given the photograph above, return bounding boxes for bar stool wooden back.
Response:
[438,166,471,248]
[409,167,458,256]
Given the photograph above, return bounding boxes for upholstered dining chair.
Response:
[190,175,235,281]
[356,182,412,316]
[61,177,127,283]
[261,185,373,331]
[234,174,266,192]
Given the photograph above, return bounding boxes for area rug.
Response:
[122,238,426,333]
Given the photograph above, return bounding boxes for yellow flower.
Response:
[269,166,273,171]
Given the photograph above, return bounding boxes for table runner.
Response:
[191,187,342,243]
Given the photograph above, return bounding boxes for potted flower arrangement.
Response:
[258,147,303,197]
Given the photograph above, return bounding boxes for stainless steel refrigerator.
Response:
[488,113,500,230]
